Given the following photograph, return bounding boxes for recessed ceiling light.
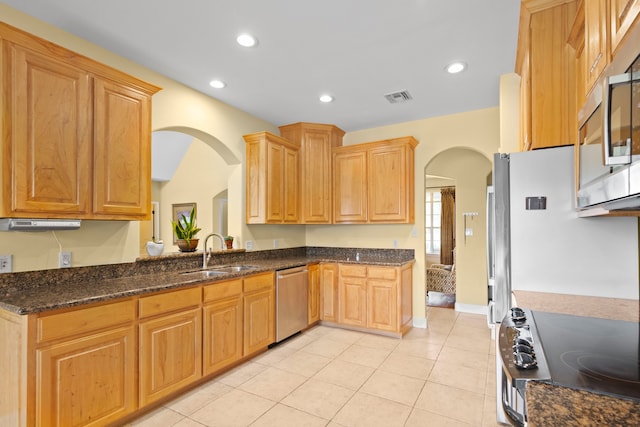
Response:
[209,80,226,89]
[319,94,334,103]
[237,33,258,47]
[446,61,467,74]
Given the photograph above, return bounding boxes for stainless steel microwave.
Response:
[577,53,640,211]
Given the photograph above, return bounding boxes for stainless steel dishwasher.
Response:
[275,266,308,342]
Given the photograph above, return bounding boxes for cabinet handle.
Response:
[590,52,603,74]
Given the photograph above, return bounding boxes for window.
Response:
[425,189,441,254]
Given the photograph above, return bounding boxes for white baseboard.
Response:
[412,317,427,329]
[454,303,487,315]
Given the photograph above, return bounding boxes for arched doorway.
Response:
[424,147,492,309]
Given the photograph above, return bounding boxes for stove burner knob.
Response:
[514,337,533,347]
[513,344,535,355]
[510,307,526,322]
[514,352,538,370]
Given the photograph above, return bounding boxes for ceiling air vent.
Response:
[384,90,413,104]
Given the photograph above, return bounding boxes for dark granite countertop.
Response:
[0,246,414,315]
[527,381,640,427]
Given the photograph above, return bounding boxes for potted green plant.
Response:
[171,207,201,252]
[224,235,234,250]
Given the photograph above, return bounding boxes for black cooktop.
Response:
[531,311,640,401]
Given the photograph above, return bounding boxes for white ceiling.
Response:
[3,0,521,133]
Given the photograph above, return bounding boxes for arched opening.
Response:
[140,127,239,254]
[424,147,492,309]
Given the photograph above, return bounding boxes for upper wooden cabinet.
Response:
[584,0,610,92]
[0,23,160,220]
[333,137,418,224]
[516,0,578,150]
[610,0,640,54]
[279,122,344,223]
[244,132,300,224]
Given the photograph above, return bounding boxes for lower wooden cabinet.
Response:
[319,263,339,322]
[327,262,413,336]
[339,265,367,327]
[202,279,243,376]
[35,299,137,427]
[308,263,320,325]
[243,272,275,355]
[36,326,136,427]
[138,287,202,406]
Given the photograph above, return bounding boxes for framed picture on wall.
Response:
[172,202,196,244]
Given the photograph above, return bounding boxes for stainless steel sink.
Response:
[180,265,258,277]
[210,265,258,273]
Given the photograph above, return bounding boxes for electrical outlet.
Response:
[273,239,278,249]
[393,240,398,248]
[246,240,253,250]
[411,226,418,238]
[59,251,72,268]
[0,255,12,273]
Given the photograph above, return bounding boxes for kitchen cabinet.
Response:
[278,122,345,223]
[0,22,160,220]
[35,299,137,426]
[333,137,418,224]
[584,0,610,94]
[339,265,368,327]
[319,263,339,322]
[610,0,640,54]
[244,132,300,224]
[307,263,321,325]
[202,279,243,375]
[516,1,578,149]
[138,287,202,406]
[333,148,368,223]
[243,272,275,355]
[328,262,413,336]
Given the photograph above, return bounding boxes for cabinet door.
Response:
[320,263,339,321]
[36,327,136,427]
[265,141,285,222]
[4,41,91,217]
[93,77,151,219]
[244,288,274,355]
[339,276,367,327]
[610,0,640,54]
[368,144,410,223]
[367,279,398,332]
[529,3,578,148]
[585,0,609,92]
[302,130,335,223]
[203,297,243,376]
[308,264,320,324]
[283,145,300,223]
[333,150,367,223]
[139,308,202,406]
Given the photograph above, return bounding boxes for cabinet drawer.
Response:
[37,299,135,344]
[203,279,242,303]
[340,265,367,277]
[367,266,397,280]
[243,272,274,293]
[139,286,201,319]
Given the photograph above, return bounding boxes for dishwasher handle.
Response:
[277,266,308,279]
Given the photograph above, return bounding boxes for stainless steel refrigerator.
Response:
[487,145,638,425]
[487,145,638,327]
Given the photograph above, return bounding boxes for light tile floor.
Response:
[128,308,502,427]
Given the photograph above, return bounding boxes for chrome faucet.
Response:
[203,233,225,268]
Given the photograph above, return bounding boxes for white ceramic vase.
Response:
[146,241,164,256]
